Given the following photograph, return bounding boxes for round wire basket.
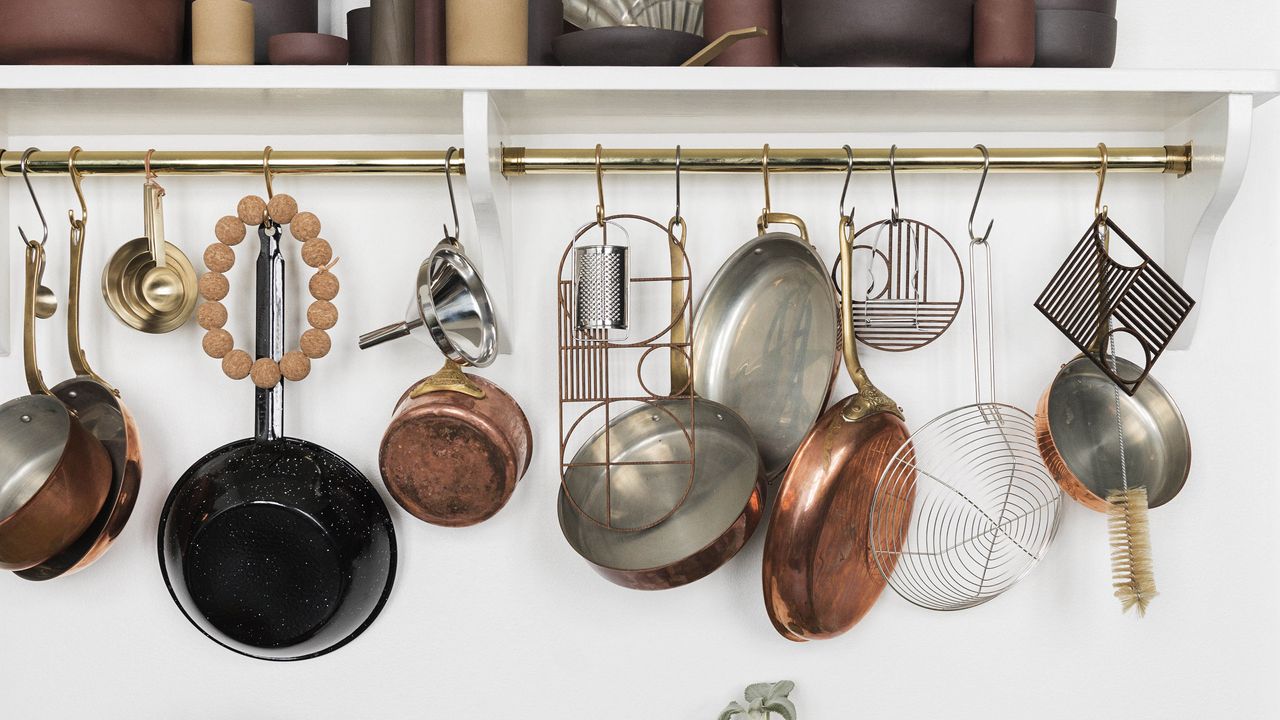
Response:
[869,403,1064,611]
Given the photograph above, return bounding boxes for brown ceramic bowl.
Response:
[268,33,351,65]
[554,26,707,66]
[0,0,186,64]
[782,0,975,67]
[1034,9,1116,67]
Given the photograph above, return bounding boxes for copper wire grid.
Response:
[1034,214,1195,396]
[558,213,697,532]
[841,218,965,352]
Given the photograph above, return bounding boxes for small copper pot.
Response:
[379,361,532,527]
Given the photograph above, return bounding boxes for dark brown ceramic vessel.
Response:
[415,0,446,64]
[1034,9,1116,67]
[703,0,781,66]
[781,0,975,67]
[974,0,1036,67]
[268,32,350,65]
[528,0,564,65]
[348,7,374,65]
[0,0,186,64]
[555,26,707,66]
[1036,0,1115,14]
[247,0,318,64]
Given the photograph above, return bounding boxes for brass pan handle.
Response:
[23,243,51,396]
[839,215,902,423]
[757,212,809,243]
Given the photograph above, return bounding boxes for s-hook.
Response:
[760,143,773,227]
[969,144,994,244]
[19,148,57,319]
[18,147,48,249]
[1095,142,1109,221]
[262,145,275,200]
[443,146,462,242]
[68,146,87,235]
[889,144,901,225]
[839,144,855,225]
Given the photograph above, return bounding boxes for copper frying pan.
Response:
[761,212,914,641]
[20,159,142,580]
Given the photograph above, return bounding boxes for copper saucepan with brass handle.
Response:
[19,153,143,581]
[0,242,112,571]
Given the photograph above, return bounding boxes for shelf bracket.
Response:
[1164,93,1254,350]
[462,90,514,355]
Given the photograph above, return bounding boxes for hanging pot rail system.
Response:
[0,145,1190,179]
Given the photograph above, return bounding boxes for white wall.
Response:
[1,4,1278,719]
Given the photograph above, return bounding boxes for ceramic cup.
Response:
[193,0,255,65]
[446,0,528,65]
[703,0,781,66]
[975,0,1035,66]
[415,0,446,64]
[348,7,374,65]
[246,0,318,64]
[528,0,564,65]
[373,0,415,65]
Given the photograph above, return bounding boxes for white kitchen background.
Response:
[1,1,1277,718]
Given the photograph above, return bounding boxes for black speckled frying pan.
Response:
[159,224,396,661]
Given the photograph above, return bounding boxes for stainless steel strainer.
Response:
[869,147,1063,611]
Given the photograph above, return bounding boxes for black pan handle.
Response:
[255,223,284,443]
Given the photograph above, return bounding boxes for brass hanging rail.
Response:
[0,145,1191,178]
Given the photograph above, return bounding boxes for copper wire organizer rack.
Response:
[558,213,696,531]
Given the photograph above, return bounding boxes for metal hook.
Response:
[443,146,462,240]
[968,144,994,244]
[144,148,166,194]
[673,144,682,222]
[594,144,606,228]
[839,144,855,223]
[68,146,87,230]
[262,145,275,199]
[1095,142,1109,220]
[761,143,772,217]
[18,148,47,249]
[889,144,901,225]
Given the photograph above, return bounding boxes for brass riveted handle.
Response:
[410,359,486,399]
[23,243,51,396]
[839,214,903,423]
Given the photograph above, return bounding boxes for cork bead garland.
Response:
[198,194,340,388]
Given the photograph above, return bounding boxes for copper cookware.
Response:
[1036,355,1190,513]
[558,210,766,590]
[762,200,913,641]
[20,156,142,581]
[0,242,112,571]
[379,361,532,527]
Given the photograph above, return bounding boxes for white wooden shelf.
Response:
[2,66,1278,354]
[0,66,1276,135]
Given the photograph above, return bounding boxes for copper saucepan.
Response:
[20,160,142,580]
[1036,355,1190,513]
[761,212,914,641]
[0,242,112,571]
[378,360,532,527]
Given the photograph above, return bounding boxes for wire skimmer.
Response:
[870,146,1063,611]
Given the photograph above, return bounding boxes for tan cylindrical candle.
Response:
[446,0,527,66]
[193,0,255,65]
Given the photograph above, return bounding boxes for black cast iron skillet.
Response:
[159,224,396,661]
